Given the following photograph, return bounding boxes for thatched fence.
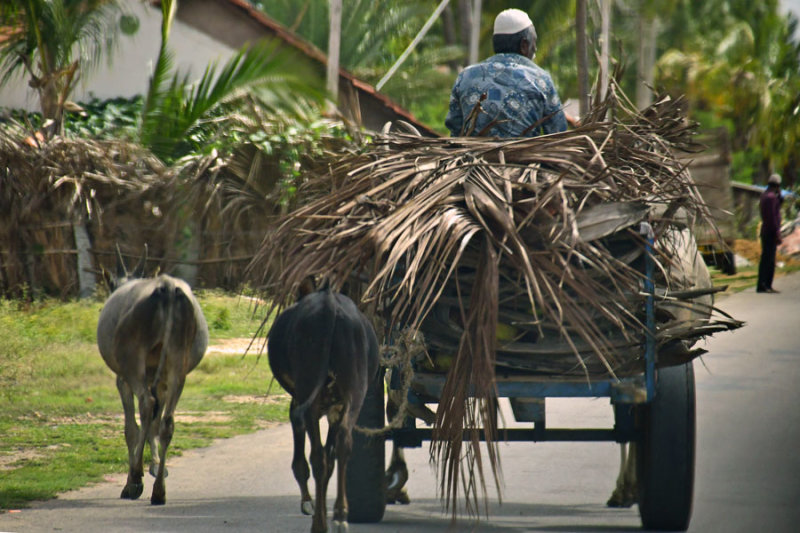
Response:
[0,126,274,299]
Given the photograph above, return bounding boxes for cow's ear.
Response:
[297,276,316,299]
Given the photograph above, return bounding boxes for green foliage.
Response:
[731,149,765,185]
[255,0,426,71]
[0,0,132,125]
[196,289,268,339]
[134,0,325,163]
[0,292,286,511]
[139,38,323,162]
[655,0,800,182]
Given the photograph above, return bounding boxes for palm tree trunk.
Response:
[443,4,459,70]
[636,14,657,109]
[468,0,482,64]
[458,0,472,63]
[73,221,96,298]
[327,0,342,105]
[600,0,612,101]
[576,0,590,117]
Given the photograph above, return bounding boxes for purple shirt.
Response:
[760,188,782,240]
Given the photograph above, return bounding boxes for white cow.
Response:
[97,251,208,505]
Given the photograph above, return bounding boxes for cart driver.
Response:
[385,9,573,507]
[445,8,570,138]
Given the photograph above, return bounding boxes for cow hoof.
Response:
[301,500,314,515]
[387,487,410,505]
[606,491,636,508]
[120,482,144,500]
[332,520,349,533]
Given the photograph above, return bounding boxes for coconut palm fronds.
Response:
[248,86,742,518]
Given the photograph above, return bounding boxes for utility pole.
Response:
[327,0,342,106]
[576,0,590,118]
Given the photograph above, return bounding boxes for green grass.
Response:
[0,291,287,512]
[710,263,800,295]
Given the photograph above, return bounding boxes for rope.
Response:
[354,328,429,436]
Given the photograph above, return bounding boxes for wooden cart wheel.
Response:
[346,368,386,523]
[637,362,696,531]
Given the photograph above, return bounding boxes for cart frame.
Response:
[348,233,697,531]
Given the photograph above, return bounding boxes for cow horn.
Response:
[132,244,148,278]
[115,243,129,279]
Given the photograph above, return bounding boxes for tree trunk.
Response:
[174,220,201,287]
[576,0,590,117]
[327,0,342,106]
[458,0,472,64]
[468,0,482,64]
[600,0,612,101]
[443,5,459,70]
[783,155,797,190]
[443,4,456,46]
[73,221,96,299]
[636,14,657,110]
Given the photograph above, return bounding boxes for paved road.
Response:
[2,273,799,533]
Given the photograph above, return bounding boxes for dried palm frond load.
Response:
[248,87,743,518]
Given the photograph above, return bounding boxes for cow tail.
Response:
[290,292,337,423]
[150,280,176,417]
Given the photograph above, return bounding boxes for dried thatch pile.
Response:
[0,116,323,297]
[249,86,743,516]
[0,124,177,297]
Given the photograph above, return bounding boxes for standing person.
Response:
[757,173,783,293]
[445,8,569,138]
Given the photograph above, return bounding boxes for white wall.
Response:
[0,0,237,111]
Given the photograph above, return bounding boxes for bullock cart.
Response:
[251,92,743,531]
[349,227,724,531]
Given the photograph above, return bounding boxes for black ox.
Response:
[268,286,380,533]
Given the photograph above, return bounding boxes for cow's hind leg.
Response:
[386,444,410,504]
[289,400,314,515]
[332,405,356,533]
[607,443,637,507]
[147,410,167,479]
[151,376,184,505]
[306,408,328,533]
[117,376,144,500]
[148,385,169,478]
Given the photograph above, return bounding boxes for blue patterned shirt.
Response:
[445,53,567,138]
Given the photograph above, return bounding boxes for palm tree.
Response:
[656,0,800,184]
[0,0,128,133]
[137,0,324,162]
[254,0,426,72]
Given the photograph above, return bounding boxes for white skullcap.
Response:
[494,9,533,35]
[768,173,781,185]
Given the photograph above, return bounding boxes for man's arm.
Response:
[445,88,464,137]
[541,75,568,134]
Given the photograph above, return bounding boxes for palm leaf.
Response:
[140,37,322,161]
